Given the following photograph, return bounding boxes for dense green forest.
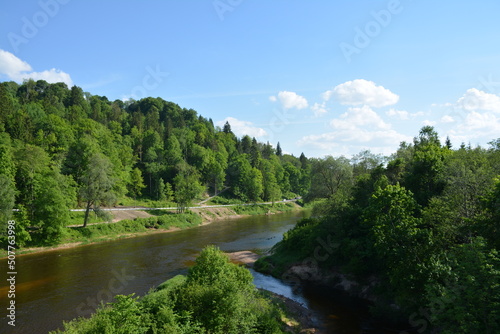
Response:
[0,80,310,247]
[258,126,500,333]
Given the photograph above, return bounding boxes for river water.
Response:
[0,211,369,334]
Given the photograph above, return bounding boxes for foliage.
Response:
[263,126,500,332]
[0,79,310,248]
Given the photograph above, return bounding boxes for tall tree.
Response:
[174,163,204,213]
[79,153,116,227]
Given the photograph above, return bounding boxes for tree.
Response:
[307,156,353,203]
[79,153,116,227]
[405,126,448,206]
[260,159,281,204]
[0,175,17,239]
[363,184,430,306]
[276,142,282,157]
[425,238,500,334]
[173,163,204,213]
[34,170,72,244]
[128,167,145,201]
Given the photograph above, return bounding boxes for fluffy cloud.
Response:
[298,105,410,156]
[0,49,73,86]
[331,105,391,131]
[269,91,308,110]
[322,79,399,107]
[216,117,267,138]
[456,88,500,112]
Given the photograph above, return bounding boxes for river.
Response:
[0,211,370,334]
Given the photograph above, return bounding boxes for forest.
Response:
[258,126,500,333]
[0,79,310,248]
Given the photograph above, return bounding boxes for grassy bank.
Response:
[2,202,302,258]
[1,211,202,257]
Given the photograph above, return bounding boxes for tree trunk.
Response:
[83,200,92,227]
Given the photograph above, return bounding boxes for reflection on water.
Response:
[0,210,370,334]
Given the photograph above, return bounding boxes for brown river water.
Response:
[0,211,379,334]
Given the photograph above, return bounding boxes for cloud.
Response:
[297,105,410,156]
[455,88,500,112]
[269,91,308,110]
[323,79,399,107]
[311,102,328,117]
[0,49,73,86]
[385,108,425,120]
[331,105,391,131]
[216,117,267,138]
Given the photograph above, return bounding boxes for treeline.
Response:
[259,127,500,333]
[0,80,310,246]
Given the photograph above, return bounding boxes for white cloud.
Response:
[331,105,391,131]
[0,49,73,86]
[297,105,410,157]
[386,108,410,120]
[216,117,267,138]
[269,91,308,110]
[311,102,328,117]
[386,109,425,120]
[456,88,500,112]
[323,79,399,107]
[298,129,410,157]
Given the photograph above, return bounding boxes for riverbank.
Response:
[227,251,321,333]
[1,202,300,259]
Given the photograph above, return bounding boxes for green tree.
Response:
[307,156,353,204]
[79,153,116,227]
[425,238,500,334]
[174,163,204,213]
[363,184,429,305]
[128,167,145,201]
[405,126,448,206]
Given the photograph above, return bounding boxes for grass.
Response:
[61,211,202,245]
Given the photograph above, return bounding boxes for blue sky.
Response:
[1,0,500,158]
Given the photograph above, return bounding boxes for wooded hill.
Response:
[0,80,310,246]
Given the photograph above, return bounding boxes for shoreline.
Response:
[226,251,321,333]
[4,204,300,259]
